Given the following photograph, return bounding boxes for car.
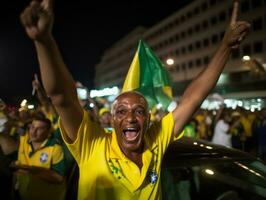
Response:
[161,137,266,200]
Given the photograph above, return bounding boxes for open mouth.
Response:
[123,127,140,142]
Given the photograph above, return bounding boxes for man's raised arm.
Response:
[20,0,83,142]
[172,0,250,136]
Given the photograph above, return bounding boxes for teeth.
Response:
[123,128,139,141]
[125,128,136,131]
[124,131,138,141]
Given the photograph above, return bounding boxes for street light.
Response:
[242,55,251,61]
[166,58,174,66]
[242,55,266,75]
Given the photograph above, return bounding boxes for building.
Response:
[94,0,266,108]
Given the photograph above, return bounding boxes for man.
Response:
[14,115,66,200]
[20,0,249,199]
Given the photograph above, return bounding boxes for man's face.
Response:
[100,112,112,127]
[112,92,150,154]
[29,120,50,143]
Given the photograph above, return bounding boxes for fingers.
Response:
[20,1,41,28]
[34,73,39,81]
[234,21,250,33]
[42,0,54,12]
[231,21,250,48]
[230,0,239,26]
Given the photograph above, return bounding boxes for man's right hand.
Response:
[20,0,54,42]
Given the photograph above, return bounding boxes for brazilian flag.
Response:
[122,40,173,111]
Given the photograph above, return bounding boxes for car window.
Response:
[161,160,266,200]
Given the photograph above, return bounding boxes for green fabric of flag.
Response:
[122,40,173,110]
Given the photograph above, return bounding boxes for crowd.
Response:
[1,83,265,199]
[0,0,256,199]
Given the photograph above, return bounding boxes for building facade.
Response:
[94,0,266,101]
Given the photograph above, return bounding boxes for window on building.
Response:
[243,44,251,55]
[202,20,209,29]
[181,63,187,71]
[169,37,174,44]
[203,56,210,65]
[220,31,225,40]
[187,11,193,19]
[188,28,194,35]
[211,16,218,26]
[188,60,194,69]
[212,34,219,44]
[175,65,180,72]
[175,34,180,42]
[231,49,240,59]
[194,7,200,15]
[203,38,209,47]
[251,0,262,8]
[219,11,226,22]
[241,0,250,13]
[195,41,201,49]
[174,18,180,25]
[209,0,216,6]
[175,49,180,56]
[188,44,194,52]
[196,58,202,67]
[181,31,186,38]
[254,41,263,53]
[181,46,187,54]
[180,15,186,22]
[253,17,263,31]
[194,24,201,32]
[201,2,208,11]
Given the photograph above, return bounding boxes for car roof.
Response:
[162,137,258,168]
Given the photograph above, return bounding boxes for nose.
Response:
[125,111,137,123]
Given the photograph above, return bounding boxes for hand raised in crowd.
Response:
[20,0,54,41]
[32,73,40,90]
[222,0,250,49]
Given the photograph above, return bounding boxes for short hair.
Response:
[111,91,148,115]
[32,113,52,130]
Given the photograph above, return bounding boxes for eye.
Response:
[135,109,145,116]
[116,108,126,116]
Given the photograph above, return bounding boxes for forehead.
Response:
[114,92,147,108]
[32,120,48,128]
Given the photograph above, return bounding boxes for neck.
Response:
[32,140,45,151]
[32,143,40,151]
[123,146,144,169]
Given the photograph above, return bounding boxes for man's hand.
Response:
[20,0,54,41]
[222,0,250,48]
[11,163,64,183]
[32,73,40,90]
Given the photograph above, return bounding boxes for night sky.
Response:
[0,0,192,105]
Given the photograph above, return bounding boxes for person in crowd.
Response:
[32,73,58,126]
[0,131,18,199]
[13,115,66,200]
[20,0,249,199]
[230,111,244,150]
[212,108,233,147]
[98,107,112,133]
[183,118,198,138]
[33,74,77,198]
[253,108,266,161]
